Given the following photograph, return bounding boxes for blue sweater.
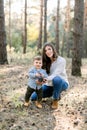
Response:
[28,67,48,90]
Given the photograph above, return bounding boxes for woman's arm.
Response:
[47,58,66,80]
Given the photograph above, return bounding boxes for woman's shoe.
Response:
[52,100,58,109]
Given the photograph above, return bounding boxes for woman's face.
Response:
[45,45,54,58]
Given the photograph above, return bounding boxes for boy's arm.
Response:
[29,68,41,78]
[40,70,48,80]
[28,68,36,78]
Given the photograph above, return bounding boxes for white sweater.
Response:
[47,56,69,85]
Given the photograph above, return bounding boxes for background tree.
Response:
[84,0,87,57]
[44,0,47,43]
[66,0,71,57]
[8,0,11,50]
[72,0,84,76]
[0,0,8,64]
[55,0,60,53]
[61,28,65,56]
[23,0,27,54]
[37,0,43,52]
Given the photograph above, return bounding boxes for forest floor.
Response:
[0,57,87,130]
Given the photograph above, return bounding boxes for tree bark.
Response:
[23,0,27,54]
[0,0,8,64]
[37,0,43,53]
[44,0,47,43]
[55,0,60,54]
[9,0,11,50]
[72,0,84,76]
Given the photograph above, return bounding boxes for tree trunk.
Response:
[72,0,84,76]
[37,0,43,53]
[55,0,60,54]
[65,0,71,57]
[84,1,87,57]
[61,29,65,56]
[84,0,87,28]
[44,0,47,43]
[0,0,8,64]
[9,0,11,50]
[23,0,27,54]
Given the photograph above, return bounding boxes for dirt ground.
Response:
[0,59,87,130]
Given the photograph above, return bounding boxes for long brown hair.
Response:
[42,42,58,74]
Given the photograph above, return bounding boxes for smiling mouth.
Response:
[47,54,51,57]
[37,66,40,68]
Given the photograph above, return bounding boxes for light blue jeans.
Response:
[30,76,68,100]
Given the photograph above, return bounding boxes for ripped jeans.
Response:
[30,76,68,100]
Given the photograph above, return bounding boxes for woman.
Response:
[31,42,69,109]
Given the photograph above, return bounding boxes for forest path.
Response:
[0,63,87,130]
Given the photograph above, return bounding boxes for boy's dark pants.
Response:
[25,86,42,102]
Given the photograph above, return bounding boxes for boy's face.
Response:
[34,60,42,69]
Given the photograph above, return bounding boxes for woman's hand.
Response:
[43,78,47,83]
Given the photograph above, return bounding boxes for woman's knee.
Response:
[63,82,68,91]
[30,92,37,101]
[53,76,62,85]
[42,84,53,98]
[42,84,48,91]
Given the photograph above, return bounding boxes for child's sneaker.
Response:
[35,101,42,108]
[24,102,30,107]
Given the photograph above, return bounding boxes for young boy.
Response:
[24,56,48,108]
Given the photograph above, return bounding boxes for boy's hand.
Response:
[35,73,41,77]
[36,80,43,85]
